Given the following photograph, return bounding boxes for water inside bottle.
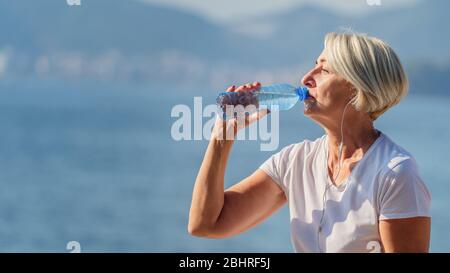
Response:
[256,91,299,111]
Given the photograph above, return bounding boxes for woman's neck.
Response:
[325,115,379,163]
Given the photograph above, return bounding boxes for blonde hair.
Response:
[324,31,408,120]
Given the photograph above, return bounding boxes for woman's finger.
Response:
[235,85,246,92]
[236,82,261,93]
[226,85,236,92]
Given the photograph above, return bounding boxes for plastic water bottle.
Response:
[216,83,309,119]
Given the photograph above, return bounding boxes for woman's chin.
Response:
[303,99,317,114]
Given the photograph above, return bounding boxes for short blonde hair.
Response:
[324,31,408,120]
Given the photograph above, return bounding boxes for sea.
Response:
[0,79,448,252]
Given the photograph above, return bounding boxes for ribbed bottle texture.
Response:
[216,83,309,119]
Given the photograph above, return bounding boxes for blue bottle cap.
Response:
[295,87,309,101]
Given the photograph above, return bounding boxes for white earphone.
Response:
[317,98,353,252]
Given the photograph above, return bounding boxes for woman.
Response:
[188,31,431,253]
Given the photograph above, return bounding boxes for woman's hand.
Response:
[211,81,270,141]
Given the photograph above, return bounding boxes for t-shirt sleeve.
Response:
[378,158,431,220]
[258,143,298,193]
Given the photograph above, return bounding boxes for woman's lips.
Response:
[307,91,316,100]
[305,94,316,103]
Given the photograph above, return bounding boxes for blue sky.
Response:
[139,0,420,24]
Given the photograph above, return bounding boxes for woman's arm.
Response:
[188,156,286,238]
[378,158,431,253]
[379,217,431,252]
[188,82,286,238]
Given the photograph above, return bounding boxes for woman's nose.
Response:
[301,70,316,88]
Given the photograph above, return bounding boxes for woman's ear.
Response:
[347,84,356,98]
[348,85,358,105]
[345,80,355,92]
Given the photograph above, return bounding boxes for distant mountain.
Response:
[408,63,450,96]
[0,0,235,59]
[358,0,450,64]
[0,0,449,93]
[239,0,450,66]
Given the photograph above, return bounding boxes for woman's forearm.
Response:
[188,136,234,236]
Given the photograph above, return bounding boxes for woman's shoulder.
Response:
[373,134,431,214]
[376,132,416,169]
[374,132,424,183]
[278,134,327,158]
[260,135,327,184]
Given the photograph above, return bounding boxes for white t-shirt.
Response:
[259,131,431,253]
